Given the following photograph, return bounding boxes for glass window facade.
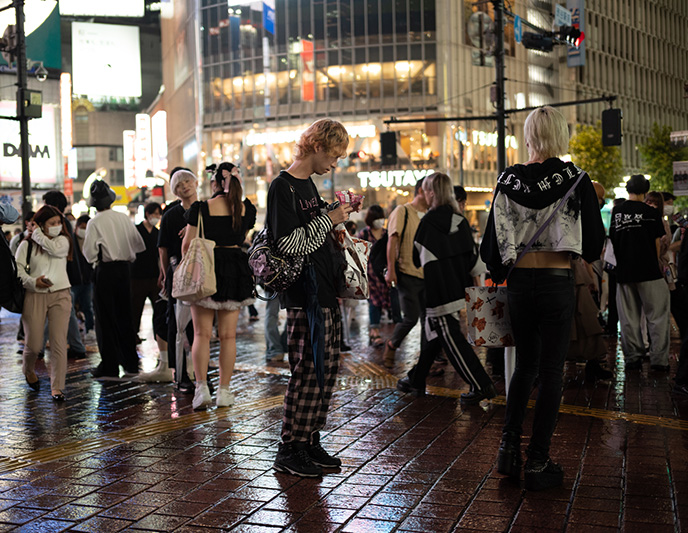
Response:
[200,0,437,120]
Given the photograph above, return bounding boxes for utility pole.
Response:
[15,0,31,220]
[493,0,506,174]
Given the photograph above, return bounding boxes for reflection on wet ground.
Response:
[0,301,687,531]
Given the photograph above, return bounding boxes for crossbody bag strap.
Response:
[24,240,33,274]
[506,170,587,279]
[197,203,206,240]
[396,205,410,261]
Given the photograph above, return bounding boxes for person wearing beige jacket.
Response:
[15,205,73,401]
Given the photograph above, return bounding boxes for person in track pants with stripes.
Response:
[396,172,496,404]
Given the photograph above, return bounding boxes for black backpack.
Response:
[369,206,408,282]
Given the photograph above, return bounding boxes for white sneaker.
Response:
[83,330,97,345]
[192,382,212,410]
[137,362,174,383]
[216,386,235,407]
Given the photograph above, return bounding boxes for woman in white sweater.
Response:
[15,205,73,401]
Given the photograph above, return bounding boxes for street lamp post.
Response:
[493,0,506,174]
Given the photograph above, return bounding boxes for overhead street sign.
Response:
[514,15,522,43]
[555,4,572,26]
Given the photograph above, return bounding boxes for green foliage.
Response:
[637,123,688,195]
[569,122,623,196]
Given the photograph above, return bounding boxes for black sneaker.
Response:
[396,377,425,396]
[308,443,341,468]
[176,379,195,394]
[524,457,564,491]
[460,384,497,405]
[273,444,322,477]
[625,359,643,370]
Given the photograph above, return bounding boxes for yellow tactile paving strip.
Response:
[1,364,686,476]
[0,395,284,475]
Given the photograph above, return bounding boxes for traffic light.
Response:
[602,109,623,146]
[380,132,397,166]
[559,25,585,48]
[521,32,554,52]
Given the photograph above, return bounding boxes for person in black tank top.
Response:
[181,163,256,410]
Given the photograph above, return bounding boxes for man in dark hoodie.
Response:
[481,106,604,491]
[396,172,496,403]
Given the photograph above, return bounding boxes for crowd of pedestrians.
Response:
[2,109,688,492]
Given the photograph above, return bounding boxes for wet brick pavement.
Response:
[0,300,687,532]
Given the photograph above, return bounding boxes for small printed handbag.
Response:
[248,183,305,299]
[329,224,371,300]
[248,226,305,297]
[171,209,217,302]
[466,170,586,348]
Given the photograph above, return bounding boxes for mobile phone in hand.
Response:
[43,277,53,286]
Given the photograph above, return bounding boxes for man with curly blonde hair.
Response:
[267,119,353,477]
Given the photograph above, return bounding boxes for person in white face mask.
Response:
[15,205,74,401]
[131,202,172,382]
[357,204,398,347]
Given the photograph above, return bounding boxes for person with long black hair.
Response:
[16,205,74,401]
[182,162,256,409]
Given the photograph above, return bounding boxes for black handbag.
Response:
[1,240,31,314]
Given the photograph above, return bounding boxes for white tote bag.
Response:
[172,211,217,302]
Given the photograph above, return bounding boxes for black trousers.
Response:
[504,269,575,460]
[94,261,139,374]
[408,312,493,392]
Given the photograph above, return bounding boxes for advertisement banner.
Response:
[263,0,275,35]
[134,114,152,186]
[566,0,586,67]
[72,22,142,98]
[301,39,314,102]
[674,161,688,197]
[0,102,58,185]
[123,130,136,189]
[0,0,61,70]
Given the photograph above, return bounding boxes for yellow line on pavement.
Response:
[1,370,685,477]
[0,395,284,475]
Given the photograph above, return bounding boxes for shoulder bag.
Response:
[171,207,217,302]
[1,240,31,314]
[466,171,586,347]
[248,183,305,299]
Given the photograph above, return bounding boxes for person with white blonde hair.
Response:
[481,106,605,491]
[154,167,198,391]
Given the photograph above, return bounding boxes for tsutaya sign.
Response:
[358,169,435,188]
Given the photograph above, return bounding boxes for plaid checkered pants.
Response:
[281,307,341,444]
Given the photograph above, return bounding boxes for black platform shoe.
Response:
[497,432,522,480]
[524,456,564,491]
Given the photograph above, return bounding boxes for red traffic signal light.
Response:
[560,26,585,48]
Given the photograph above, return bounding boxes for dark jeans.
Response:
[607,270,618,333]
[71,283,94,332]
[503,268,575,460]
[389,271,426,350]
